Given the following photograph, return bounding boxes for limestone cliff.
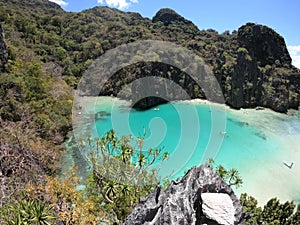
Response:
[237,23,291,67]
[225,23,300,112]
[129,23,300,112]
[123,166,247,225]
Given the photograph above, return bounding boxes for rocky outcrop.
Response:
[153,8,196,28]
[237,23,291,67]
[201,193,235,225]
[117,22,299,113]
[225,23,300,112]
[123,166,246,225]
[97,62,205,110]
[0,23,7,72]
[132,96,168,110]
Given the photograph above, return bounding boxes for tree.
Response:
[215,165,227,179]
[83,130,169,221]
[240,193,262,224]
[240,194,300,225]
[227,168,243,188]
[261,198,295,225]
[206,158,243,189]
[286,211,300,225]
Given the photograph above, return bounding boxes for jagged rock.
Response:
[0,23,7,72]
[201,193,235,225]
[123,166,246,225]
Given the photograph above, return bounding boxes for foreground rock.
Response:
[201,193,235,225]
[123,166,246,225]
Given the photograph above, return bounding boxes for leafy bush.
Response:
[0,198,56,225]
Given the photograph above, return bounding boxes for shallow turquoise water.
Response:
[72,96,300,205]
[93,98,276,177]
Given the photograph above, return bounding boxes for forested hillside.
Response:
[1,0,299,112]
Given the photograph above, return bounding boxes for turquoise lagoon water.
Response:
[71,96,300,205]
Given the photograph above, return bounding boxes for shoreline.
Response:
[68,96,300,206]
[73,95,299,115]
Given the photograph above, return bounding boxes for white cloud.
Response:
[288,46,300,69]
[97,0,138,10]
[48,0,68,6]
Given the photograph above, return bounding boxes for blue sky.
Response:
[50,0,300,68]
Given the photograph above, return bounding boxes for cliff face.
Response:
[130,23,300,112]
[0,23,7,72]
[237,23,291,67]
[123,166,247,225]
[229,49,263,109]
[225,23,300,112]
[121,21,300,112]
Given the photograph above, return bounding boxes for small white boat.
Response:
[154,108,160,111]
[255,106,264,110]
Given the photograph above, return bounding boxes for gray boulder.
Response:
[201,193,235,225]
[123,165,246,225]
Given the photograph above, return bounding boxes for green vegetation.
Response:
[0,130,169,224]
[82,130,169,221]
[208,159,300,224]
[0,157,110,224]
[0,0,299,224]
[0,198,56,225]
[206,158,243,189]
[240,193,300,225]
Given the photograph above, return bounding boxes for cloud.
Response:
[48,0,68,6]
[97,0,138,10]
[288,46,300,69]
